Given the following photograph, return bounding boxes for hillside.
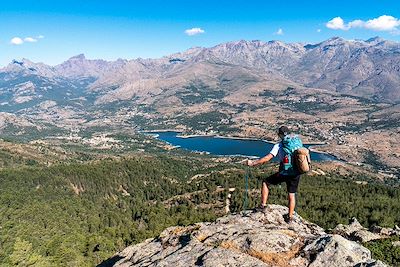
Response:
[0,153,399,266]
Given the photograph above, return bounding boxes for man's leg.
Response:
[261,172,281,208]
[288,193,296,218]
[261,182,269,207]
[286,175,300,220]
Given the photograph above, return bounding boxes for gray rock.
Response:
[332,217,364,236]
[369,225,394,236]
[200,248,268,267]
[354,259,388,267]
[393,225,400,236]
[303,234,372,267]
[332,218,383,242]
[108,205,386,267]
[351,230,382,242]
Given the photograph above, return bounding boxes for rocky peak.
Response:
[55,54,121,78]
[1,58,56,77]
[105,205,386,266]
[320,36,346,45]
[2,60,27,73]
[68,53,86,61]
[168,47,205,61]
[366,36,385,44]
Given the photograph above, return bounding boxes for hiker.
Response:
[247,126,309,223]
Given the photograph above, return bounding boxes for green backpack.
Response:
[280,135,304,176]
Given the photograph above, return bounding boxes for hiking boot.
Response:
[254,204,269,213]
[284,214,294,224]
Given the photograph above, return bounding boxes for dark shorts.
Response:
[263,172,301,193]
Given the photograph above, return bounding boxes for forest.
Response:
[0,154,399,266]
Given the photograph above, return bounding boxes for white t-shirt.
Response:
[269,143,285,162]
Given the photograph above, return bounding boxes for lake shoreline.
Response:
[148,130,339,161]
[175,132,327,146]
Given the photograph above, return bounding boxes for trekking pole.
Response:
[243,166,250,212]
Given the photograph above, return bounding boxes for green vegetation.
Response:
[0,156,220,266]
[364,236,400,266]
[178,111,232,132]
[363,150,389,170]
[0,148,38,168]
[176,82,226,105]
[0,155,399,266]
[276,98,339,114]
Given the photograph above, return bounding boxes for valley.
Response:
[1,37,399,179]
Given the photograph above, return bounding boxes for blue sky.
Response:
[1,0,399,66]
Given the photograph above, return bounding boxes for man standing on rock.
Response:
[247,126,304,223]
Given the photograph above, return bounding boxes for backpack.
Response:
[280,135,311,175]
[294,147,311,174]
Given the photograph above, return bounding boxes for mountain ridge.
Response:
[2,37,399,102]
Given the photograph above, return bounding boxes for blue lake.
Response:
[150,131,338,161]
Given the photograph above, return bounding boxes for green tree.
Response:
[9,238,52,266]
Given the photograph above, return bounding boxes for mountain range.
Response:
[2,36,400,107]
[0,37,399,173]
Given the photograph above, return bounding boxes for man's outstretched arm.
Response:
[248,153,274,166]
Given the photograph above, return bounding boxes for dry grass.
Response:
[217,238,304,267]
[277,229,298,238]
[219,240,241,251]
[195,233,208,243]
[246,242,304,267]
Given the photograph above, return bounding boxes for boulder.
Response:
[303,234,372,267]
[332,217,364,237]
[331,217,393,242]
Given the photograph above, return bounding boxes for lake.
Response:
[150,131,338,161]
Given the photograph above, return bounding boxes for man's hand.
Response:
[247,159,257,166]
[247,153,273,167]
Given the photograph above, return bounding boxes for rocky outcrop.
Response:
[332,217,400,243]
[104,205,386,267]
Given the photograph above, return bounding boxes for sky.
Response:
[1,0,400,66]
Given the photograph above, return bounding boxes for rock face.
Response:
[105,205,386,267]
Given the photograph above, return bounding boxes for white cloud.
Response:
[317,29,322,33]
[10,37,24,45]
[326,17,349,30]
[9,35,43,45]
[326,15,400,33]
[184,27,205,36]
[24,37,38,43]
[364,15,400,31]
[274,28,284,35]
[348,19,364,28]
